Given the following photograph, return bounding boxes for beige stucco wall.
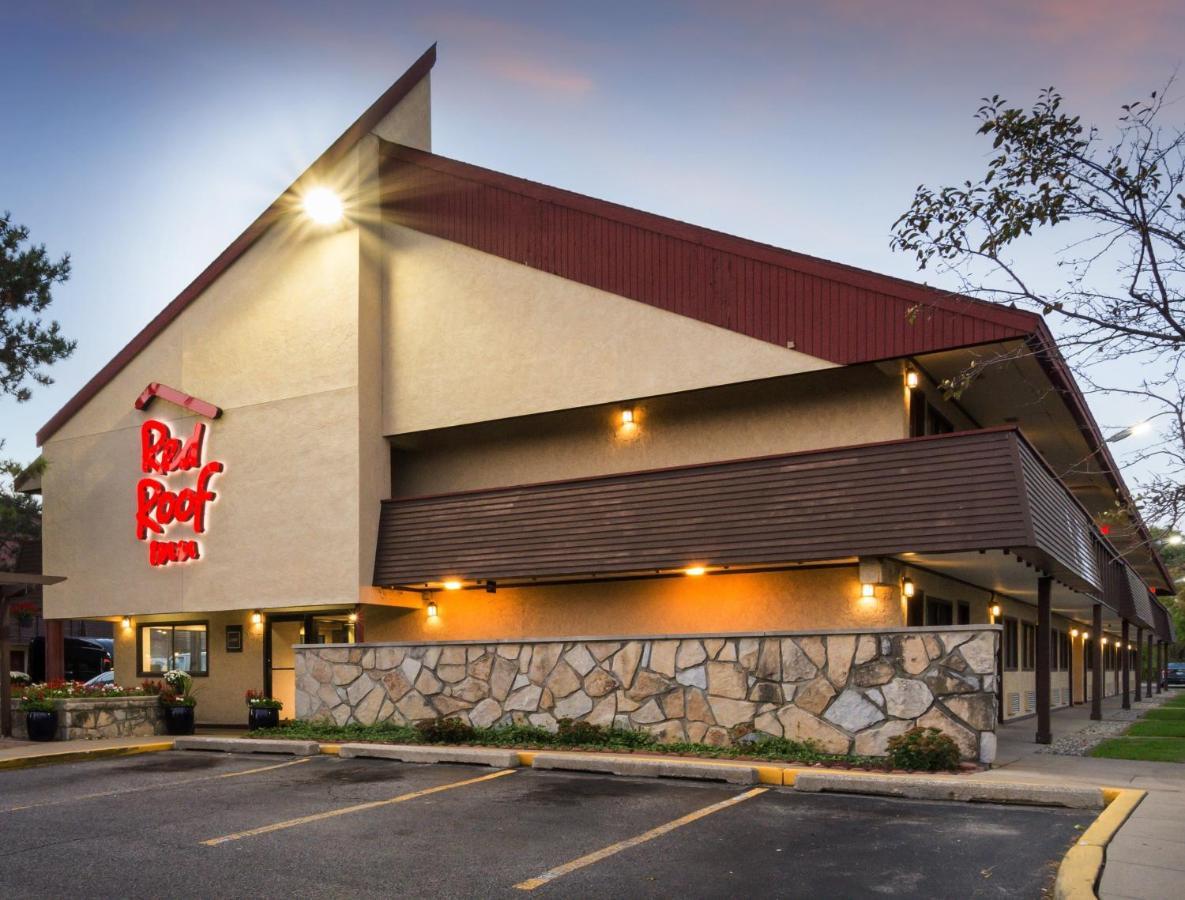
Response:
[381,223,839,436]
[363,566,902,643]
[113,610,266,726]
[41,219,366,619]
[392,366,904,496]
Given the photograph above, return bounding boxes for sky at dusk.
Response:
[2,1,1183,488]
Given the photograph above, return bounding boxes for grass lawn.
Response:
[1145,708,1185,720]
[1092,737,1185,763]
[1127,719,1185,737]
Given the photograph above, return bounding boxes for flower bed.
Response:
[11,680,166,741]
[248,718,974,772]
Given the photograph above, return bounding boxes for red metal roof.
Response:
[380,143,1042,366]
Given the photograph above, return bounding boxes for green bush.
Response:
[415,716,476,743]
[886,727,961,771]
[555,718,608,745]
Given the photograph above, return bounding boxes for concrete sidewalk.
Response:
[981,691,1185,899]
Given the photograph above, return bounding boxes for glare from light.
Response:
[860,583,875,598]
[121,616,132,630]
[442,580,463,591]
[1167,533,1183,546]
[1070,628,1079,638]
[1130,420,1153,437]
[303,187,343,225]
[684,566,707,577]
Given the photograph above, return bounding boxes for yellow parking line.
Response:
[1,756,311,814]
[514,787,768,891]
[202,768,516,846]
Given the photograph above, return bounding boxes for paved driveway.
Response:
[0,751,1091,898]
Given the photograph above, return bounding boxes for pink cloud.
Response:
[486,56,594,94]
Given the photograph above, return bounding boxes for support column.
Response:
[1161,642,1168,693]
[0,597,12,737]
[1091,604,1103,721]
[1151,635,1161,697]
[45,619,65,682]
[1036,577,1052,744]
[1067,627,1075,705]
[1135,628,1143,702]
[1121,620,1131,709]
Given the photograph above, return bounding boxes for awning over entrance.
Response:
[375,427,1122,600]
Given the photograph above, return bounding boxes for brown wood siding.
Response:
[374,429,1075,588]
[1124,566,1157,631]
[1017,440,1100,589]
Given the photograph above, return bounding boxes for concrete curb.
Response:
[337,743,520,768]
[0,741,174,770]
[1054,788,1146,900]
[174,737,320,756]
[530,751,760,784]
[793,772,1105,809]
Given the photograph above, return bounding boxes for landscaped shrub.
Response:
[555,718,608,745]
[415,716,476,743]
[886,727,961,771]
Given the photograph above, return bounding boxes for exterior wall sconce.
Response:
[1101,636,1109,645]
[251,610,262,626]
[902,577,915,598]
[684,566,707,577]
[442,580,463,591]
[990,603,1001,618]
[860,583,876,599]
[121,616,132,630]
[620,408,635,426]
[426,600,438,618]
[348,611,358,624]
[905,370,920,390]
[1071,628,1080,638]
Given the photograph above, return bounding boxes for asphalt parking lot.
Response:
[0,751,1091,898]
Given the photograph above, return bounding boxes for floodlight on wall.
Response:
[620,408,634,426]
[302,186,343,225]
[902,577,915,598]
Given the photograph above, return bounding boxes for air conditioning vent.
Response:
[1008,693,1020,715]
[1025,690,1036,712]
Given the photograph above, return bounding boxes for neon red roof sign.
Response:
[133,387,224,567]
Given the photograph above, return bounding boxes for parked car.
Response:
[26,637,114,683]
[1166,662,1185,689]
[84,670,115,687]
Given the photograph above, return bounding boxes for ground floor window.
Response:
[1022,622,1036,671]
[1002,617,1019,670]
[139,623,208,676]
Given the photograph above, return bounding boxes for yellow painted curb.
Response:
[0,740,174,771]
[319,744,342,756]
[1053,788,1145,900]
[516,751,537,766]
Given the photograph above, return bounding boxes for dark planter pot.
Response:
[248,707,280,730]
[25,709,58,742]
[162,704,196,736]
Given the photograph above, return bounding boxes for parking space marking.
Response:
[514,786,769,891]
[201,767,517,846]
[0,756,312,814]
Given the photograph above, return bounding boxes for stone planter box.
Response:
[10,696,166,741]
[296,626,1000,762]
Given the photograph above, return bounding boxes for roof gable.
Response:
[379,142,1043,366]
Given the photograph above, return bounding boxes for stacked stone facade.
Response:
[296,627,999,761]
[9,696,165,741]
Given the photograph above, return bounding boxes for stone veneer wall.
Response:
[9,697,165,741]
[295,627,1000,762]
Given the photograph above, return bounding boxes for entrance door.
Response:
[264,612,357,714]
[268,620,303,716]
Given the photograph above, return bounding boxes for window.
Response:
[1002,618,1019,671]
[1022,623,1037,671]
[1050,630,1060,671]
[1059,631,1071,671]
[906,593,924,627]
[138,623,208,676]
[925,597,954,626]
[957,602,971,625]
[909,392,956,438]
